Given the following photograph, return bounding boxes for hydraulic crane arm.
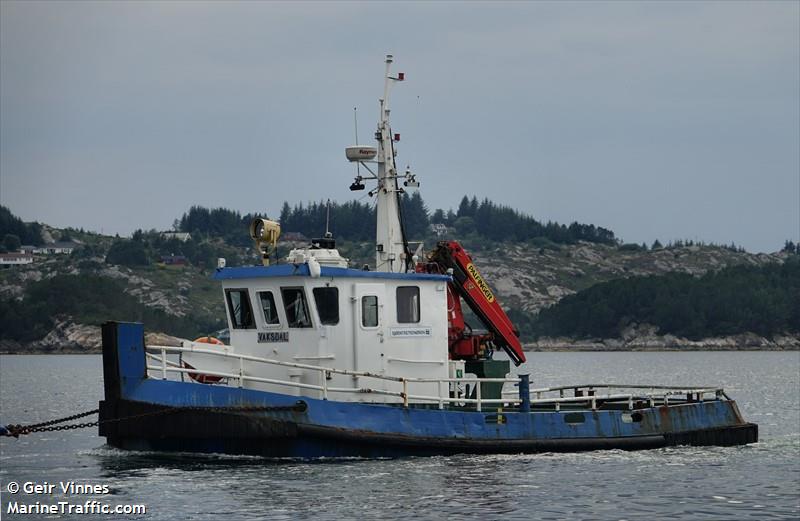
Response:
[421,241,526,366]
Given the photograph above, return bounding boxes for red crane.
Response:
[417,241,526,366]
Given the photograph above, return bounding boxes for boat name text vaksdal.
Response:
[257,332,289,343]
[466,263,495,303]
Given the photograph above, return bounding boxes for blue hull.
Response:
[99,323,757,458]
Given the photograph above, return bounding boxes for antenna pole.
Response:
[382,54,393,116]
[354,108,361,178]
[325,199,331,237]
[354,107,359,145]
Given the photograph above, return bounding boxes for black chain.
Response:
[3,409,100,437]
[2,401,306,438]
[13,409,99,431]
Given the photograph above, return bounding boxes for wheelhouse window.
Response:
[362,295,378,328]
[313,287,339,325]
[396,286,420,323]
[226,289,256,329]
[258,291,280,326]
[281,287,312,328]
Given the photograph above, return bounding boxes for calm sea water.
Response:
[1,352,798,520]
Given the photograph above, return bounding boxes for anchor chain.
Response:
[1,401,307,438]
[2,409,100,437]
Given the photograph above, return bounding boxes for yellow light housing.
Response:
[249,218,281,266]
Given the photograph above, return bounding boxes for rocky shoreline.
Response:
[0,319,184,354]
[525,324,800,351]
[1,320,797,354]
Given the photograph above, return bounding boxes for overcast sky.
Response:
[1,1,798,252]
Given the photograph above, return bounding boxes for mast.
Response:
[346,54,419,273]
[374,54,407,272]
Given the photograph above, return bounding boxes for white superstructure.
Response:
[191,267,450,403]
[181,55,450,403]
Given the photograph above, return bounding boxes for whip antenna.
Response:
[354,107,361,178]
[325,199,332,238]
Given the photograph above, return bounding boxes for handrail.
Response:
[146,343,518,411]
[386,357,446,365]
[145,351,182,368]
[504,389,723,399]
[151,343,410,382]
[149,343,518,385]
[504,384,724,397]
[502,382,725,411]
[293,355,336,361]
[145,363,521,411]
[528,383,721,393]
[145,343,727,412]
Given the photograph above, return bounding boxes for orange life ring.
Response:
[183,336,225,384]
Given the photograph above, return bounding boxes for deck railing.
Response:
[145,343,518,412]
[145,343,727,413]
[503,383,726,411]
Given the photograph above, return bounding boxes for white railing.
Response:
[145,344,728,413]
[145,344,518,412]
[503,383,725,411]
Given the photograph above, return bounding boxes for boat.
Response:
[98,55,757,458]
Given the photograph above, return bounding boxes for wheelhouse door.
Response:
[352,283,386,378]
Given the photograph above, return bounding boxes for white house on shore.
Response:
[19,242,79,255]
[161,232,192,242]
[429,223,449,237]
[44,242,78,254]
[0,253,34,266]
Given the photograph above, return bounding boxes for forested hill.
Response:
[531,259,800,341]
[177,194,617,246]
[1,205,44,248]
[1,202,796,352]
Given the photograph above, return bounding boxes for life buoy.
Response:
[182,336,225,384]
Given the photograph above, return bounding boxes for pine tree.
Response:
[401,192,430,239]
[469,196,479,216]
[456,196,471,218]
[279,202,291,226]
